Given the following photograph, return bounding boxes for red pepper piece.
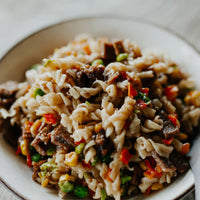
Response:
[128,82,137,98]
[25,121,33,133]
[168,114,177,126]
[27,154,32,167]
[137,99,147,109]
[144,157,163,179]
[145,187,151,195]
[88,188,95,197]
[121,72,128,80]
[145,159,155,171]
[141,88,149,96]
[181,143,190,155]
[120,72,132,82]
[16,146,21,155]
[164,85,179,100]
[75,138,86,145]
[106,168,113,181]
[82,160,91,169]
[123,120,131,130]
[162,137,174,145]
[43,113,57,125]
[144,167,162,179]
[147,156,156,169]
[120,148,132,165]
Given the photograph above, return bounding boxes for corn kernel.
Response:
[30,119,42,136]
[38,172,43,179]
[94,123,102,133]
[20,140,29,156]
[176,133,188,141]
[65,152,79,167]
[140,161,147,170]
[151,183,163,191]
[59,174,75,182]
[156,165,162,173]
[184,90,200,107]
[42,178,49,187]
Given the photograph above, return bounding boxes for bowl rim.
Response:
[0,15,197,200]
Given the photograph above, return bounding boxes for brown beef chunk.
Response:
[3,120,21,147]
[152,151,176,173]
[76,65,105,87]
[0,81,18,106]
[113,40,125,55]
[170,151,189,173]
[0,81,18,96]
[131,164,143,186]
[94,129,114,157]
[31,123,54,156]
[162,119,179,139]
[101,43,116,61]
[51,124,75,151]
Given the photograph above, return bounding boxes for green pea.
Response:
[31,153,41,162]
[33,88,45,98]
[75,143,85,155]
[74,185,88,198]
[101,188,107,200]
[116,53,128,62]
[47,146,56,156]
[91,59,104,66]
[58,181,74,193]
[40,162,57,171]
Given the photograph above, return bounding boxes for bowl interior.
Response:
[0,17,197,200]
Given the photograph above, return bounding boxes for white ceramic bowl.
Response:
[0,17,198,200]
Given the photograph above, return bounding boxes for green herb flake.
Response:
[121,176,132,185]
[172,65,178,69]
[135,92,151,104]
[85,101,90,105]
[91,155,98,166]
[101,152,113,164]
[33,88,45,98]
[75,143,85,155]
[134,110,140,114]
[44,59,55,67]
[101,188,107,200]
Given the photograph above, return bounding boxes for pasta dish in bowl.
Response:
[0,33,198,200]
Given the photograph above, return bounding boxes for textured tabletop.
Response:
[0,0,199,199]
